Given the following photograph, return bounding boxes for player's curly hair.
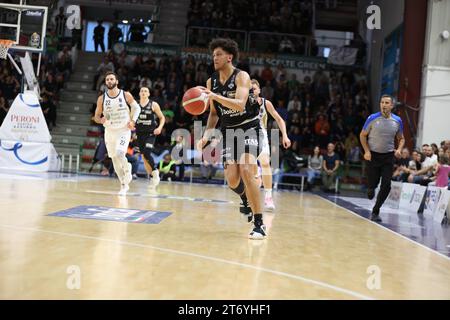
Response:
[209,38,239,62]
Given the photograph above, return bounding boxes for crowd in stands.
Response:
[187,0,314,54]
[188,0,313,34]
[392,141,450,188]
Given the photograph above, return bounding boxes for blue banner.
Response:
[381,25,403,96]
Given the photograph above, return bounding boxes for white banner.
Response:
[0,92,51,143]
[0,140,60,172]
[385,181,403,209]
[399,183,427,213]
[327,47,358,65]
[434,189,450,224]
[423,186,442,216]
[19,52,39,92]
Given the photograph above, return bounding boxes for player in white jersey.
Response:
[94,71,141,195]
[251,79,291,210]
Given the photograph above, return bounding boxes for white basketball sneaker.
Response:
[264,195,275,211]
[248,224,267,240]
[152,170,160,187]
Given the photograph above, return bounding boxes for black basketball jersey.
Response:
[210,68,260,130]
[135,100,158,133]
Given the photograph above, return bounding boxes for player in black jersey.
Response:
[135,86,165,187]
[197,38,266,240]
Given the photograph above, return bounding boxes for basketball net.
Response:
[0,40,15,60]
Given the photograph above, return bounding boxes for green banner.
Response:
[113,44,333,70]
[181,47,331,70]
[113,42,180,56]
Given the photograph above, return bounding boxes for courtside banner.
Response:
[0,140,60,172]
[434,189,450,224]
[0,92,51,143]
[423,186,442,217]
[399,183,427,213]
[385,181,402,209]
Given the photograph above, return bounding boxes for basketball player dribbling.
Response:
[135,86,165,187]
[197,38,266,239]
[251,79,291,211]
[94,71,141,195]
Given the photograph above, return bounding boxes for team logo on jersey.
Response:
[226,91,236,99]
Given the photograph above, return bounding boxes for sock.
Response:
[240,193,248,206]
[152,169,159,177]
[265,189,272,198]
[253,213,263,227]
[231,179,245,196]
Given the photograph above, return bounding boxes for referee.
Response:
[360,94,405,222]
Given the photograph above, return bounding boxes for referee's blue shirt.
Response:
[362,112,403,153]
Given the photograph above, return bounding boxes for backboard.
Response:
[0,2,48,52]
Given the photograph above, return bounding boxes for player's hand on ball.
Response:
[127,121,135,130]
[197,137,207,152]
[364,151,372,161]
[283,136,291,149]
[154,128,162,135]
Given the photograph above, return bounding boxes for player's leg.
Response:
[259,152,274,210]
[112,130,132,195]
[240,152,266,239]
[222,133,252,216]
[224,162,251,214]
[142,135,159,186]
[105,130,124,183]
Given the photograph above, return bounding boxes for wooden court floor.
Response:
[0,173,449,300]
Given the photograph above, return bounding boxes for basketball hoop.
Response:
[0,40,15,60]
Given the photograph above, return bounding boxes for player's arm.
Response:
[205,72,250,112]
[93,95,106,124]
[152,101,165,135]
[124,91,141,129]
[265,99,291,149]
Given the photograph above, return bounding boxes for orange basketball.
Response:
[182,87,209,115]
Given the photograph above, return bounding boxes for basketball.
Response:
[182,87,209,115]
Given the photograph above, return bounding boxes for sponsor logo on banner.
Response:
[434,189,450,224]
[385,181,402,209]
[423,186,441,216]
[47,205,172,224]
[399,183,427,213]
[0,141,47,165]
[327,47,358,66]
[0,140,60,172]
[0,92,51,143]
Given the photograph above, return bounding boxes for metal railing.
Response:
[59,153,80,173]
[248,31,312,55]
[185,26,248,50]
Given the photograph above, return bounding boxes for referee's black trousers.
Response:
[367,151,394,211]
